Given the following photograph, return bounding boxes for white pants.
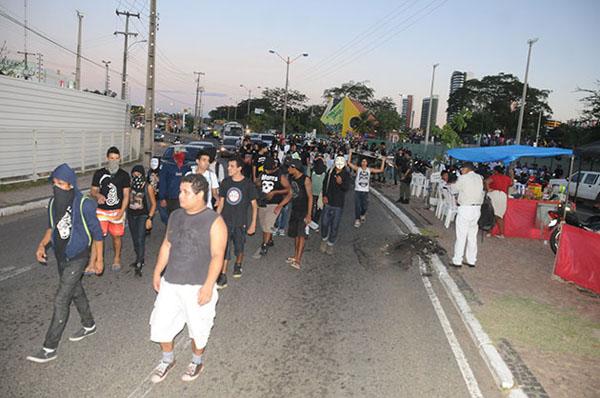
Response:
[452,205,481,265]
[150,278,218,349]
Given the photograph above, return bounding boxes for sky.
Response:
[1,0,599,126]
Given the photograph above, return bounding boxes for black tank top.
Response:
[260,169,284,205]
[290,174,308,213]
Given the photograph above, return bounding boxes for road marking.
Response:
[126,332,191,398]
[0,264,36,282]
[380,197,483,398]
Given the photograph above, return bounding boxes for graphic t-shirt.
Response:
[260,169,284,205]
[92,168,131,210]
[54,205,72,261]
[354,167,371,192]
[219,177,257,227]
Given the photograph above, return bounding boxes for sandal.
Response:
[111,264,121,272]
[83,268,96,276]
[289,260,301,270]
[285,257,296,264]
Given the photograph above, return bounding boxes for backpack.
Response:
[478,195,496,232]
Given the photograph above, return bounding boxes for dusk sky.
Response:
[1,0,599,126]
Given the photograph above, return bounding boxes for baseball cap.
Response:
[288,159,303,170]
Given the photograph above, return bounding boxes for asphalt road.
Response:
[0,190,502,397]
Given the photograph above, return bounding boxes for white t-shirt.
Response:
[454,171,484,206]
[209,162,225,183]
[355,167,371,192]
[201,169,219,209]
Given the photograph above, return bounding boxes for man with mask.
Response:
[320,155,351,255]
[148,156,168,225]
[254,157,291,259]
[159,146,192,217]
[88,146,130,273]
[27,164,104,363]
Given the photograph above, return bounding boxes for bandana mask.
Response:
[107,159,120,175]
[174,152,185,168]
[334,157,345,170]
[132,175,145,191]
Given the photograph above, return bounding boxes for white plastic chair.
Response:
[442,189,458,228]
[434,186,445,218]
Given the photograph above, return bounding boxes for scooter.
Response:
[548,201,600,254]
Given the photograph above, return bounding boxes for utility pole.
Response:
[17,50,36,77]
[36,52,43,82]
[198,86,205,130]
[102,60,111,94]
[515,38,539,145]
[193,71,205,132]
[425,63,439,146]
[534,111,543,147]
[142,0,156,166]
[115,9,140,101]
[74,10,83,90]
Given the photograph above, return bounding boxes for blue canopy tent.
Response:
[446,145,573,164]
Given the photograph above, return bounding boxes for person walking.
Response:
[127,165,157,276]
[285,159,312,269]
[347,149,386,228]
[216,157,258,287]
[451,162,485,267]
[195,150,220,210]
[309,157,327,231]
[320,155,351,255]
[27,164,104,363]
[254,157,291,259]
[149,173,228,383]
[159,146,193,217]
[87,146,130,273]
[396,150,413,204]
[485,165,513,238]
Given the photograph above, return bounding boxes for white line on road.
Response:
[0,264,36,282]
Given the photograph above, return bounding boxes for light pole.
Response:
[424,63,439,146]
[515,38,539,145]
[193,71,205,132]
[269,49,308,136]
[240,84,261,117]
[535,111,543,147]
[102,60,111,94]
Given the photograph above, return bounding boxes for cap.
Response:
[263,157,276,170]
[288,159,303,170]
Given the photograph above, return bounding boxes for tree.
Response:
[433,124,463,148]
[447,73,552,139]
[323,81,374,104]
[577,81,600,123]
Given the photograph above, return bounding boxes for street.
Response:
[0,190,502,397]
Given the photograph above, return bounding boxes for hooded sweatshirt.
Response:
[48,164,103,260]
[322,166,351,208]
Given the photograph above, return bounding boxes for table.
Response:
[491,198,559,240]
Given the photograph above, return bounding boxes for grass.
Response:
[477,295,600,358]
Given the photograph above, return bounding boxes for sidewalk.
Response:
[375,182,600,398]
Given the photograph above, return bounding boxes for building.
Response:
[420,96,438,131]
[401,95,413,129]
[447,71,467,123]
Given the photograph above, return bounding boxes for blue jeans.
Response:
[275,203,290,231]
[44,256,94,349]
[354,191,369,220]
[320,204,343,244]
[127,213,148,264]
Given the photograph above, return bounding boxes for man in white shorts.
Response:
[149,173,227,383]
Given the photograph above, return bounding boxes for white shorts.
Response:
[488,190,508,218]
[150,278,218,349]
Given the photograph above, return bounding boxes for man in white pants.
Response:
[149,174,227,383]
[451,162,484,267]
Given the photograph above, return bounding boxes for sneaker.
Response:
[260,244,268,256]
[181,362,204,382]
[233,264,242,278]
[69,324,97,342]
[326,244,334,255]
[26,348,57,363]
[134,262,143,277]
[277,228,286,236]
[150,360,176,384]
[309,221,319,230]
[354,220,361,228]
[216,273,228,289]
[360,215,366,223]
[319,240,328,253]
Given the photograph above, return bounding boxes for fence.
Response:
[0,75,140,184]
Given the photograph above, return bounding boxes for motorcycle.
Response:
[547,201,600,254]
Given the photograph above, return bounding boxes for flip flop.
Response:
[285,257,296,264]
[111,264,121,272]
[289,260,301,270]
[83,269,96,276]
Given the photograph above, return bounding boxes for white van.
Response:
[549,171,600,201]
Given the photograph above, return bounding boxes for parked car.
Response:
[549,171,600,202]
[220,137,241,157]
[153,129,165,142]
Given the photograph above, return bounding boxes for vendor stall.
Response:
[554,224,600,294]
[490,198,559,240]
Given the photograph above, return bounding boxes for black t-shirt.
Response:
[128,185,149,216]
[92,168,131,210]
[53,204,72,262]
[219,177,257,227]
[260,169,285,205]
[241,163,253,180]
[290,174,309,215]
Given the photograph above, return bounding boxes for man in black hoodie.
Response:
[27,164,104,363]
[319,155,351,255]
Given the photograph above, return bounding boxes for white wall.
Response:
[0,75,139,183]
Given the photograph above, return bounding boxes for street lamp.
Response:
[127,39,147,51]
[269,49,308,136]
[515,38,539,145]
[240,84,261,118]
[424,63,439,146]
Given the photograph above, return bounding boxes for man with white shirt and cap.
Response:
[451,162,484,268]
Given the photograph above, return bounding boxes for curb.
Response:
[372,188,526,396]
[0,189,90,218]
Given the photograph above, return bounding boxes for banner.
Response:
[554,224,600,294]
